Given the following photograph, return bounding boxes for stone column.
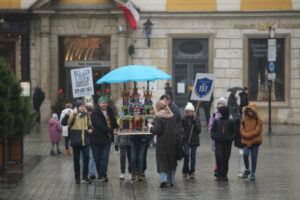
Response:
[111,16,128,105]
[39,15,51,122]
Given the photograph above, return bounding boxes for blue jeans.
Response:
[130,141,145,173]
[91,143,111,178]
[81,147,95,176]
[72,145,90,179]
[182,144,198,174]
[243,144,259,174]
[160,170,176,184]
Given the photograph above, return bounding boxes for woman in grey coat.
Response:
[150,100,177,188]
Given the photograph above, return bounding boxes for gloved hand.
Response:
[115,145,119,151]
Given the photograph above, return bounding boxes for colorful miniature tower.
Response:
[119,87,131,131]
[143,85,153,117]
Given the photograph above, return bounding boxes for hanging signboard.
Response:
[70,67,94,98]
[268,39,276,62]
[190,73,216,101]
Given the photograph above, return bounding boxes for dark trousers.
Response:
[130,142,146,173]
[143,143,149,172]
[203,104,211,125]
[182,144,198,174]
[72,145,90,179]
[35,107,41,122]
[91,143,111,178]
[64,136,70,150]
[243,144,259,174]
[215,141,232,178]
[120,145,131,174]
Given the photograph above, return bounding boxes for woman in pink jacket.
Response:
[48,113,62,155]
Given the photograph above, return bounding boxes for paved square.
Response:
[0,124,300,200]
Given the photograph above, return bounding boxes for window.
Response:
[248,38,285,102]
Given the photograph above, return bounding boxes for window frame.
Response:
[243,34,290,108]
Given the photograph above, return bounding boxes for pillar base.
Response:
[40,100,51,123]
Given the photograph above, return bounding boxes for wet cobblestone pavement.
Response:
[1,123,300,200]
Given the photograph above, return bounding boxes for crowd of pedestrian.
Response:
[45,84,262,187]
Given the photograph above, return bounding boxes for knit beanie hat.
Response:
[185,102,195,112]
[98,96,109,104]
[218,106,229,120]
[216,97,227,106]
[51,113,58,120]
[75,100,84,109]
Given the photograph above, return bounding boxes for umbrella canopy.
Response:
[96,65,172,84]
[227,87,244,92]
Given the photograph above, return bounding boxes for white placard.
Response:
[268,73,276,80]
[20,82,30,97]
[177,83,185,93]
[190,73,216,101]
[71,67,94,98]
[268,39,276,62]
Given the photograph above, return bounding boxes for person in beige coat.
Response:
[240,103,263,181]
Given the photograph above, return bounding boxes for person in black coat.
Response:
[239,87,249,115]
[211,106,236,181]
[90,96,118,182]
[164,82,173,100]
[32,86,45,122]
[182,102,201,179]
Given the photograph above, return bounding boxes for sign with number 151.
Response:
[190,73,216,101]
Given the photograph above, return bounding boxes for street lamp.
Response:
[143,19,153,47]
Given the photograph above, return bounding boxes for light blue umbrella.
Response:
[96,65,172,84]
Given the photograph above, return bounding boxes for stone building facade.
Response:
[1,0,300,123]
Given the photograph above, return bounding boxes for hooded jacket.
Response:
[211,106,236,142]
[240,104,263,147]
[60,108,72,137]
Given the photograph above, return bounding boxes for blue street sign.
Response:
[269,62,275,73]
[195,77,213,98]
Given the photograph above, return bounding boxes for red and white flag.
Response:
[117,2,140,30]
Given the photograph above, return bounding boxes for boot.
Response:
[131,171,136,181]
[189,173,195,179]
[137,173,143,181]
[50,150,56,156]
[66,149,71,156]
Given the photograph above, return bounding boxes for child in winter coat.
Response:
[240,103,263,181]
[208,97,228,174]
[48,113,62,155]
[182,102,201,179]
[115,134,131,180]
[211,106,236,181]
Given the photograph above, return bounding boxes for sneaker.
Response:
[238,172,243,178]
[90,175,96,180]
[50,150,56,156]
[250,173,255,181]
[128,173,132,180]
[75,178,80,184]
[159,182,168,188]
[119,173,125,180]
[81,178,91,184]
[183,173,188,179]
[98,177,108,182]
[242,169,250,179]
[189,173,195,179]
